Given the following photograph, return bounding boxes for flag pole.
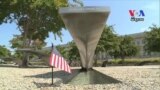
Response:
[51,66,53,85]
[51,43,54,85]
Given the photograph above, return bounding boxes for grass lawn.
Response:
[96,57,160,66]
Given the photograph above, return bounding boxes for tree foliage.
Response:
[0,0,68,67]
[96,25,120,57]
[96,26,139,61]
[144,25,160,52]
[67,41,80,61]
[56,44,68,59]
[0,0,68,41]
[56,41,80,65]
[10,35,24,49]
[111,36,139,61]
[10,35,46,49]
[94,25,119,66]
[0,45,11,57]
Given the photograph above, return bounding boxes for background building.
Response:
[96,32,160,60]
[130,32,160,58]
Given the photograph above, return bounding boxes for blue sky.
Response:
[0,0,159,51]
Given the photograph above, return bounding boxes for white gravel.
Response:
[0,66,160,90]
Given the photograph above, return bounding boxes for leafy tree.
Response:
[56,44,68,59]
[0,0,68,67]
[144,25,160,53]
[112,36,139,62]
[10,35,46,50]
[0,45,11,57]
[95,25,119,66]
[67,41,80,62]
[96,25,119,53]
[56,41,80,65]
[12,51,23,59]
[10,35,24,49]
[10,35,46,62]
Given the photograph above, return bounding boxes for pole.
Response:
[51,66,53,85]
[51,43,54,85]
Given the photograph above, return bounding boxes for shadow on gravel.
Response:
[24,69,80,83]
[33,82,59,88]
[25,69,121,89]
[25,69,80,88]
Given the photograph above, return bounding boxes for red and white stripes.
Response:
[49,52,71,73]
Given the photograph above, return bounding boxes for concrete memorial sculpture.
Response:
[59,7,110,70]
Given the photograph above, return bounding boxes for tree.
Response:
[56,41,80,66]
[95,25,119,66]
[0,0,68,67]
[0,45,11,57]
[10,35,46,62]
[144,25,160,53]
[112,36,139,62]
[10,35,46,50]
[56,44,68,59]
[67,41,80,64]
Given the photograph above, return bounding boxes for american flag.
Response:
[49,50,71,73]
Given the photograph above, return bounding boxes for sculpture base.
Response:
[80,67,93,72]
[67,69,121,85]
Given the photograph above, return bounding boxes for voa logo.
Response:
[129,10,145,22]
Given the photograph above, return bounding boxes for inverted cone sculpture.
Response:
[59,7,110,70]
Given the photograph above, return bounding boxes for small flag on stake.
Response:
[49,46,71,73]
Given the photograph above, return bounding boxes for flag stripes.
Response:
[49,52,71,73]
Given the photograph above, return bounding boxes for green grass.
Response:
[96,57,160,66]
[113,57,160,61]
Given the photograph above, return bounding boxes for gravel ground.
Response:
[0,65,160,90]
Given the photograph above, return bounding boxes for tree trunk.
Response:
[101,60,108,67]
[20,34,31,68]
[19,53,28,67]
[121,55,125,64]
[19,38,30,67]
